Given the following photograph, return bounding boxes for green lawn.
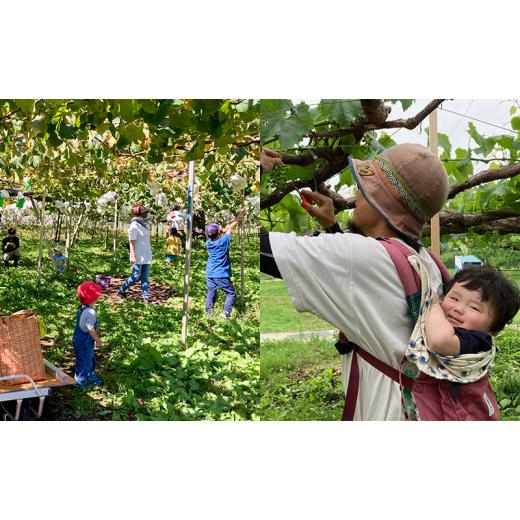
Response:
[260,337,343,421]
[260,272,330,333]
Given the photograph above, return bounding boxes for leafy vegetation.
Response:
[0,230,259,420]
[260,337,343,421]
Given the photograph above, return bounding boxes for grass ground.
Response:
[260,272,329,333]
[260,337,343,420]
[0,228,259,420]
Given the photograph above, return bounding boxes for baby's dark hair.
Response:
[8,227,16,235]
[445,265,520,334]
[170,227,178,236]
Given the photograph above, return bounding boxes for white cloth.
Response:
[128,220,152,264]
[167,210,186,231]
[269,232,443,421]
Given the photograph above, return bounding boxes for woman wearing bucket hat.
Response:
[73,281,103,387]
[119,204,153,303]
[260,144,450,420]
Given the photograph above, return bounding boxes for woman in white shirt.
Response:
[118,204,153,303]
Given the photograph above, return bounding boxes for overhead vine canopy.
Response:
[0,99,259,215]
[260,99,520,235]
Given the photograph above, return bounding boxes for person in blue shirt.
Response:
[52,245,67,272]
[205,208,246,318]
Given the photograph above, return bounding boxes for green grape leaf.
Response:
[378,133,397,150]
[317,99,363,127]
[338,167,353,187]
[260,99,293,144]
[14,99,36,114]
[278,116,308,149]
[114,99,138,122]
[437,133,452,156]
[454,148,473,180]
[120,121,146,143]
[57,124,78,139]
[468,121,485,146]
[284,163,315,182]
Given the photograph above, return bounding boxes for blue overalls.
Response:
[72,305,101,386]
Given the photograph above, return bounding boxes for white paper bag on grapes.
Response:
[154,192,168,207]
[230,174,247,192]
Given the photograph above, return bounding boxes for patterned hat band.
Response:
[371,156,432,223]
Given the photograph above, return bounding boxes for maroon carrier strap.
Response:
[342,342,415,420]
[341,238,452,421]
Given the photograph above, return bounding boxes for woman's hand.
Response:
[300,191,337,229]
[260,149,283,172]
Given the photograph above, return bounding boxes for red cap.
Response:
[77,281,102,305]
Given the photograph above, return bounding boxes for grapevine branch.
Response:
[422,210,520,236]
[260,149,348,209]
[263,153,520,212]
[310,99,444,139]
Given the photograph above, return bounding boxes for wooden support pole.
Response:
[429,110,441,256]
[181,161,195,345]
[240,192,245,310]
[113,198,118,253]
[37,193,46,277]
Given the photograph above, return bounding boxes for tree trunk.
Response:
[71,209,86,247]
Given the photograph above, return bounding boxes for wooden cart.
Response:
[0,359,75,420]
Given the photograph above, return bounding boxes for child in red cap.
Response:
[73,281,103,387]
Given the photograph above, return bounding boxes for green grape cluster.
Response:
[268,164,291,191]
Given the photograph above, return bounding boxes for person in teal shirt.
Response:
[205,209,246,318]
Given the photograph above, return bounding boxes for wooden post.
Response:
[429,110,441,256]
[113,197,118,253]
[240,192,245,310]
[37,193,46,278]
[181,161,195,345]
[29,196,53,260]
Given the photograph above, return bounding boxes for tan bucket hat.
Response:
[349,143,449,240]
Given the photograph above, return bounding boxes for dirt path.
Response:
[101,277,178,305]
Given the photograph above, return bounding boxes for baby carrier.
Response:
[338,238,499,421]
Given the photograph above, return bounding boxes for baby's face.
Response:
[441,282,495,334]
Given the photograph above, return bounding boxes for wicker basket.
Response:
[0,310,46,385]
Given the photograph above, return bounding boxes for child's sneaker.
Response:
[220,312,230,319]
